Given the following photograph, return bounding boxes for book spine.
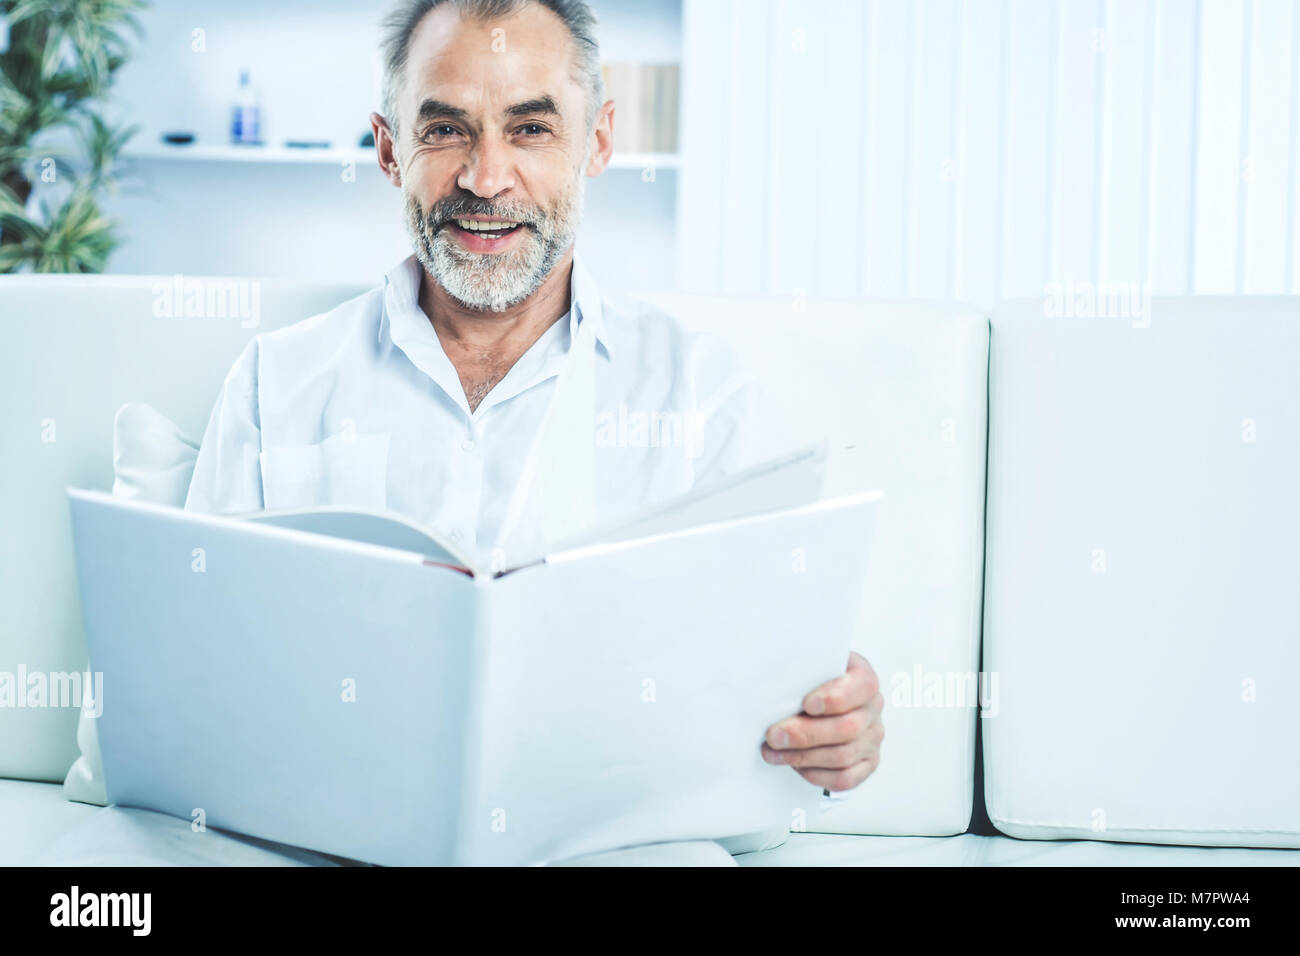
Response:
[451,574,494,865]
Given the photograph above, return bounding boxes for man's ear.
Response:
[584,99,615,177]
[370,112,402,187]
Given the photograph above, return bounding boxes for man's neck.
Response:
[420,249,574,355]
[418,249,575,412]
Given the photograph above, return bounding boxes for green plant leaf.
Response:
[0,0,148,272]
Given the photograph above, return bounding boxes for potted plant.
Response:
[0,0,147,273]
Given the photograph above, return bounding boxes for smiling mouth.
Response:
[450,218,524,240]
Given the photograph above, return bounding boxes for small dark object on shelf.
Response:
[359,131,375,147]
[161,132,195,145]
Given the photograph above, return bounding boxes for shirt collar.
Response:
[380,248,614,363]
[568,249,615,360]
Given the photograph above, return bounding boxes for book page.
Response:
[546,440,828,558]
[239,508,475,570]
[462,489,881,865]
[231,442,827,576]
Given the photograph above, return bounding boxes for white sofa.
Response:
[1,275,1296,866]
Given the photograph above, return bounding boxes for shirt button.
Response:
[450,529,463,543]
[461,438,476,453]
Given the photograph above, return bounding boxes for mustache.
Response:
[422,196,543,232]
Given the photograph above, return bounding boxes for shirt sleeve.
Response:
[184,338,264,514]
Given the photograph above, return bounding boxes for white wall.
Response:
[677,0,1300,308]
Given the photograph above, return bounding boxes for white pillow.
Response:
[109,402,201,505]
[63,403,198,806]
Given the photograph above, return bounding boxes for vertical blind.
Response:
[677,0,1300,308]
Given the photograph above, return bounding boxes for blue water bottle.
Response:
[231,69,261,145]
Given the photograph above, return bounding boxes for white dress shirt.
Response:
[185,251,790,567]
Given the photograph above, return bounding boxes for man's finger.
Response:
[765,697,881,750]
[794,756,880,792]
[761,731,880,769]
[801,651,879,716]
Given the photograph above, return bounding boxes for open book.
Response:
[238,441,831,575]
[68,441,884,866]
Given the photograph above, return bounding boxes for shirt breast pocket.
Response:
[259,431,391,511]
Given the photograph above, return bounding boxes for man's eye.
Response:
[425,125,460,139]
[517,123,548,136]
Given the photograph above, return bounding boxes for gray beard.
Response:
[404,172,585,313]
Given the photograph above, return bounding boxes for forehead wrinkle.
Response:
[410,76,575,132]
[403,16,582,127]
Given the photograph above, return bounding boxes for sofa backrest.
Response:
[633,293,990,836]
[983,295,1300,848]
[2,275,993,843]
[0,275,368,781]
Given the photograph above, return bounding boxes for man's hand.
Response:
[761,651,884,791]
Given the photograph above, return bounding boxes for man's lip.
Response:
[439,218,529,229]
[446,220,528,253]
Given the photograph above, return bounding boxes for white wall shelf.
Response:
[124,144,376,165]
[610,151,679,171]
[123,143,679,170]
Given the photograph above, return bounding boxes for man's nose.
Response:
[458,138,515,199]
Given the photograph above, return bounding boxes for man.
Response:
[185,0,884,808]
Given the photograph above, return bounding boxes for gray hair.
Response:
[380,0,605,140]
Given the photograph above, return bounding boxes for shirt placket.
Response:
[441,412,485,552]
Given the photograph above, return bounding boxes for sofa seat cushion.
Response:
[28,805,349,867]
[13,783,1295,867]
[737,833,1300,866]
[737,832,991,866]
[0,779,102,865]
[21,799,738,867]
[973,836,1300,867]
[550,841,738,867]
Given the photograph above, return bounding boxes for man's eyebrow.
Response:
[415,98,469,123]
[505,96,560,118]
[413,95,560,125]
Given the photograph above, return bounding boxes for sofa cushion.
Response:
[982,296,1300,848]
[30,805,348,867]
[550,841,738,867]
[62,692,108,807]
[111,402,200,504]
[737,833,1300,866]
[634,293,989,837]
[0,275,369,782]
[26,800,736,867]
[0,779,102,865]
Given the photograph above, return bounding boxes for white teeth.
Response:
[456,219,518,232]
